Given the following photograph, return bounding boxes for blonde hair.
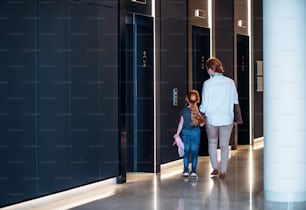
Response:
[186,90,205,126]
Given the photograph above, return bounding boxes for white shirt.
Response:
[199,74,238,126]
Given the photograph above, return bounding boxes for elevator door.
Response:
[192,26,210,155]
[125,14,154,172]
[237,34,250,144]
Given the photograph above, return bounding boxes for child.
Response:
[173,89,205,178]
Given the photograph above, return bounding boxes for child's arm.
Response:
[174,116,184,137]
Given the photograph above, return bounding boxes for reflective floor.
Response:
[71,144,305,210]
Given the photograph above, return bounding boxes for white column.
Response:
[263,0,306,202]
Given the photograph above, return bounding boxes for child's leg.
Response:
[190,129,200,173]
[182,130,191,172]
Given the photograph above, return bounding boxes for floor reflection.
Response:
[174,198,184,210]
[71,145,306,210]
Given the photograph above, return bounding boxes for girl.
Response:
[174,90,205,178]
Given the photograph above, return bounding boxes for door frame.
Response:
[190,25,211,156]
[234,33,253,145]
[118,12,155,183]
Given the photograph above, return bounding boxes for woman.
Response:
[199,57,239,179]
[174,90,205,178]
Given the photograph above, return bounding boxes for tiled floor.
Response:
[70,144,305,210]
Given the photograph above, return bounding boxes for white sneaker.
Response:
[183,172,189,177]
[190,172,198,178]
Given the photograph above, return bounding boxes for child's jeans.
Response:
[182,128,201,173]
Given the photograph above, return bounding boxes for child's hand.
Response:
[173,133,179,138]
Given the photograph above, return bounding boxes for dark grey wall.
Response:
[0,1,37,205]
[160,0,188,163]
[0,1,119,207]
[121,0,152,16]
[0,0,263,207]
[215,0,234,78]
[253,0,263,138]
[214,1,235,145]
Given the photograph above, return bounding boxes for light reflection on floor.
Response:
[72,140,304,210]
[3,139,305,210]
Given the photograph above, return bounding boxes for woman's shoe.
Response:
[210,169,219,175]
[219,173,226,179]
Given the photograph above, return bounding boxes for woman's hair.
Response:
[206,57,224,73]
[186,90,205,126]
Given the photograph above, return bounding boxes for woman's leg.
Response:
[219,124,234,173]
[206,123,219,170]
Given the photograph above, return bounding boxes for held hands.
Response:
[198,113,206,127]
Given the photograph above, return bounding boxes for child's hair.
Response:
[186,90,205,126]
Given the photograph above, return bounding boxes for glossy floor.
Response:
[3,143,305,210]
[71,144,305,210]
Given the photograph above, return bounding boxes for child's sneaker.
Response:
[182,171,189,177]
[190,172,198,178]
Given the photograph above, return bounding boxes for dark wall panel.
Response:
[160,0,188,164]
[75,0,118,7]
[120,0,151,16]
[253,0,263,138]
[37,1,72,194]
[214,0,235,145]
[0,1,119,207]
[69,1,119,185]
[0,1,37,205]
[215,0,234,78]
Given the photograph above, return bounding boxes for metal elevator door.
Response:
[192,26,210,156]
[237,34,250,144]
[124,14,154,172]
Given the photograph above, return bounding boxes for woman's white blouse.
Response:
[199,75,238,126]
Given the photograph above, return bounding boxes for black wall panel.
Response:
[37,1,72,194]
[0,1,119,207]
[215,0,234,78]
[160,0,188,164]
[253,0,263,138]
[74,0,118,7]
[214,0,235,146]
[120,0,152,16]
[0,1,37,205]
[69,1,119,185]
